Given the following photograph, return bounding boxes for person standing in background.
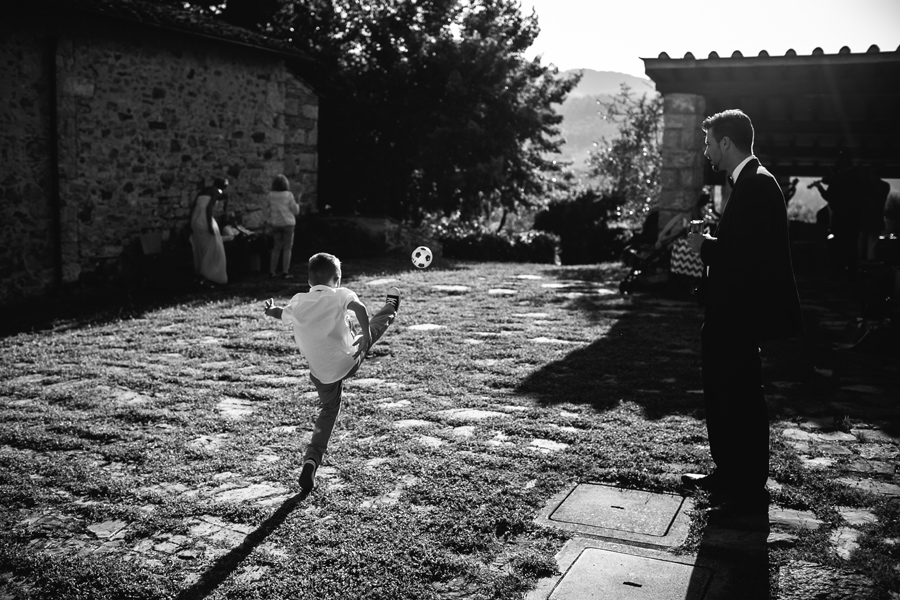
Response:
[809,156,864,279]
[268,174,301,279]
[860,168,890,261]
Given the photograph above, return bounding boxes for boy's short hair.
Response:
[702,109,755,154]
[272,174,289,192]
[308,253,341,285]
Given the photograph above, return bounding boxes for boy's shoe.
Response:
[299,459,318,492]
[386,287,401,312]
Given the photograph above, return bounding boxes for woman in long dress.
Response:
[190,178,228,285]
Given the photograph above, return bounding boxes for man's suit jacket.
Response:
[700,159,803,342]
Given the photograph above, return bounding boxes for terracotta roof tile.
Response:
[652,45,898,61]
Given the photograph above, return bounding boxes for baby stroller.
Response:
[618,232,681,294]
[619,208,715,294]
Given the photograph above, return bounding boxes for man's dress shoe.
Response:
[681,472,720,492]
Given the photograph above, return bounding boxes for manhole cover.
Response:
[550,547,712,600]
[536,483,692,548]
[552,484,684,536]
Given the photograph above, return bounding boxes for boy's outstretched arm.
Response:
[263,298,283,320]
[348,300,371,359]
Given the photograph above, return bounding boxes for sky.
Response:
[525,0,900,78]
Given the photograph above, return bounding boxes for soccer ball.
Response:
[411,246,433,269]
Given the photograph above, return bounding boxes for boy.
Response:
[263,252,400,492]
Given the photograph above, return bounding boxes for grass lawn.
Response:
[1,256,898,599]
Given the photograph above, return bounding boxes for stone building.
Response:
[0,0,318,304]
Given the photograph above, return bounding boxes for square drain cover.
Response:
[536,483,691,548]
[550,547,712,600]
[552,484,684,536]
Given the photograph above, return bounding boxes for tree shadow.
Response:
[175,490,309,600]
[516,268,706,420]
[0,257,414,338]
[519,255,900,434]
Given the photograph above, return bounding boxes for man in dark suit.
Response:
[684,109,803,515]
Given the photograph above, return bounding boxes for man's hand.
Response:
[689,232,712,255]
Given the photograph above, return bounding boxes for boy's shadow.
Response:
[175,490,309,600]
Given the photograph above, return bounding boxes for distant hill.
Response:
[563,69,655,98]
[552,69,657,173]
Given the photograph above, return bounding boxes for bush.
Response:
[533,188,630,264]
[440,229,560,263]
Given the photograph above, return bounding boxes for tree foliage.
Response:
[587,84,663,224]
[151,0,281,30]
[533,188,629,264]
[164,0,580,222]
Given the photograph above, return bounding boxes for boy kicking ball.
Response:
[263,252,400,493]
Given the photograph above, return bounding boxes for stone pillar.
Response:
[658,93,707,239]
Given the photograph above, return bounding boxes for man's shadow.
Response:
[175,490,309,600]
[684,507,770,600]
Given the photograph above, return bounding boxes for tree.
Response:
[154,0,281,30]
[587,84,663,224]
[267,0,579,222]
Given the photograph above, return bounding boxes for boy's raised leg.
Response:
[369,287,400,347]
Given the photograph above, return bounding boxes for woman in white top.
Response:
[268,174,301,278]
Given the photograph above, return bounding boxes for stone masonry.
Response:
[657,93,707,237]
[0,7,318,303]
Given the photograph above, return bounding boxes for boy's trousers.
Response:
[303,303,397,466]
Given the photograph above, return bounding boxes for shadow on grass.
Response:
[176,490,309,600]
[516,286,705,420]
[0,277,281,338]
[0,257,415,339]
[687,512,770,600]
[523,255,900,436]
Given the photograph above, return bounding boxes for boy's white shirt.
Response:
[282,285,360,383]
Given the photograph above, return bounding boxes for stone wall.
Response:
[0,16,318,304]
[658,93,707,233]
[0,30,57,300]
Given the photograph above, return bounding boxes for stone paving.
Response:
[523,276,900,599]
[1,271,898,599]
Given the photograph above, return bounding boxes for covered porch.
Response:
[643,45,900,227]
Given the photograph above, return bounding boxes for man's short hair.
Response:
[702,109,754,154]
[308,252,341,284]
